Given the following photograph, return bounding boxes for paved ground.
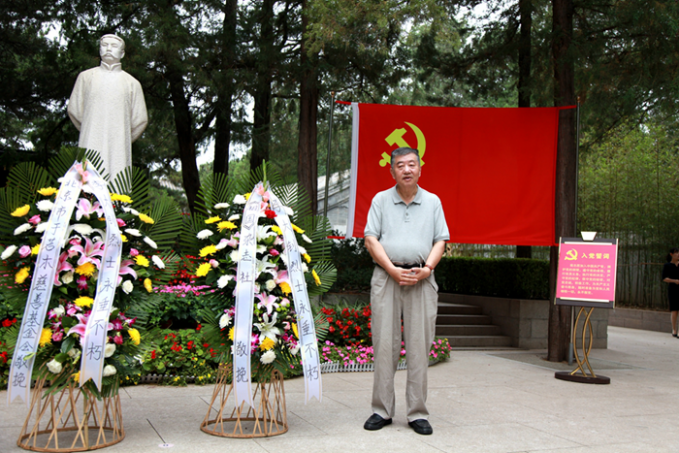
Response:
[2,326,678,453]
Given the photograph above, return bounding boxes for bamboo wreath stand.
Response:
[200,363,288,438]
[17,376,124,452]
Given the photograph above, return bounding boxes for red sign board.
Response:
[555,238,618,308]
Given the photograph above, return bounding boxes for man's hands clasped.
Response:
[388,266,432,286]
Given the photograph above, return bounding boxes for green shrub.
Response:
[435,256,549,299]
[329,237,549,300]
[329,236,373,292]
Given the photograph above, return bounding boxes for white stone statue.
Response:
[68,34,148,182]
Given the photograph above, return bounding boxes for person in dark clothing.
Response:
[661,248,679,337]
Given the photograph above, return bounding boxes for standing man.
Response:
[68,34,148,183]
[363,147,449,436]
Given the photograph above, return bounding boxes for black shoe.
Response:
[408,419,433,435]
[673,333,678,338]
[364,413,392,431]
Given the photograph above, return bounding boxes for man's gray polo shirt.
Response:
[364,185,449,264]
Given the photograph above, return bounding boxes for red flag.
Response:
[347,102,563,246]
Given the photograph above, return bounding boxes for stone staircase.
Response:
[437,302,512,349]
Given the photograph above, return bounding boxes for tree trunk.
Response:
[213,0,238,177]
[250,0,274,173]
[297,0,319,215]
[516,0,533,260]
[167,67,200,214]
[548,0,576,362]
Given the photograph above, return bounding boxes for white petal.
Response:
[36,200,54,212]
[152,255,165,269]
[13,223,32,235]
[143,236,158,249]
[71,223,94,236]
[1,245,17,260]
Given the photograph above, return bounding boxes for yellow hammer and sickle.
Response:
[564,249,578,261]
[380,121,427,167]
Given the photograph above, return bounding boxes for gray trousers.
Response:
[370,266,439,421]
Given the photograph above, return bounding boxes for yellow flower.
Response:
[302,253,311,263]
[11,205,30,217]
[39,328,52,347]
[228,327,235,341]
[291,223,305,234]
[279,281,291,295]
[244,192,251,200]
[271,225,282,235]
[312,269,321,286]
[31,244,40,255]
[260,337,275,351]
[135,255,150,267]
[199,245,217,257]
[72,371,80,382]
[217,221,237,231]
[37,187,58,196]
[195,262,212,277]
[128,328,141,345]
[74,296,94,308]
[15,267,30,284]
[138,213,155,224]
[292,323,298,339]
[144,278,153,293]
[110,193,133,203]
[205,216,221,224]
[76,262,96,276]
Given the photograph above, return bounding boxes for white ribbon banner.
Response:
[8,163,84,404]
[268,192,322,404]
[233,186,263,408]
[78,165,123,390]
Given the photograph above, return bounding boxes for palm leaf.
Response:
[306,260,337,296]
[48,147,107,182]
[270,182,312,224]
[4,161,51,207]
[143,195,183,251]
[236,162,284,196]
[110,166,151,210]
[0,186,26,241]
[194,172,236,218]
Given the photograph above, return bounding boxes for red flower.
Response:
[187,340,194,349]
[203,343,209,348]
[151,350,156,360]
[265,209,277,219]
[196,324,202,331]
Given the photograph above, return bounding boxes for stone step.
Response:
[443,335,513,348]
[436,314,492,326]
[437,303,483,315]
[436,324,503,336]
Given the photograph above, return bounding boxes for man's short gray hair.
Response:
[391,147,419,163]
[100,34,125,51]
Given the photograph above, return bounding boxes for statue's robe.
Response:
[68,62,148,182]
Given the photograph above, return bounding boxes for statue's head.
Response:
[99,34,125,64]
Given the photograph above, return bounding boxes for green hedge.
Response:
[330,237,550,300]
[435,256,549,300]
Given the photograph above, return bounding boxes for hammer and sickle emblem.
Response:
[564,249,578,261]
[380,122,427,167]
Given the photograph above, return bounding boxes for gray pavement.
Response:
[2,326,679,453]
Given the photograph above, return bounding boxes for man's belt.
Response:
[391,261,424,270]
